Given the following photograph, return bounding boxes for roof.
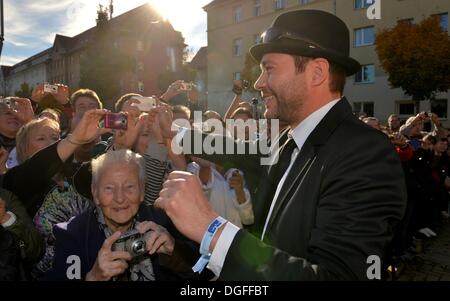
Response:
[8,3,182,67]
[190,46,207,69]
[203,0,227,11]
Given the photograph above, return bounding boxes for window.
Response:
[138,81,144,92]
[431,99,448,119]
[434,13,448,31]
[137,40,144,51]
[355,64,375,83]
[275,0,285,10]
[299,0,311,5]
[397,102,416,116]
[354,26,375,46]
[233,38,243,57]
[233,6,242,23]
[353,102,374,117]
[354,0,372,9]
[398,18,414,25]
[254,0,262,17]
[233,72,241,81]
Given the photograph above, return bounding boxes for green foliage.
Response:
[14,82,33,98]
[376,16,450,101]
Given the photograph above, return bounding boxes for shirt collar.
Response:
[289,98,342,151]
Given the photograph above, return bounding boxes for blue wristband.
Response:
[192,216,227,273]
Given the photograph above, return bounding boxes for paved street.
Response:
[397,219,450,281]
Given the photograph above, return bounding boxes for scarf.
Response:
[94,206,155,281]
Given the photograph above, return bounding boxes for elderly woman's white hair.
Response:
[91,149,146,190]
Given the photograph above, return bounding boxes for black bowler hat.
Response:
[250,10,361,75]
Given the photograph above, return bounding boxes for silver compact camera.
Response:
[0,97,17,110]
[111,229,152,258]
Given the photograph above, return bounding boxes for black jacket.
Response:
[188,98,407,280]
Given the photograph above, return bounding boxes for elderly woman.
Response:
[47,150,195,281]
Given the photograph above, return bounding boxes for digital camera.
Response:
[112,229,152,258]
[131,96,157,112]
[43,84,58,94]
[99,112,128,130]
[180,82,192,91]
[0,97,16,110]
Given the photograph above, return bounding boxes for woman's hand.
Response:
[0,198,11,225]
[86,231,132,281]
[136,221,175,256]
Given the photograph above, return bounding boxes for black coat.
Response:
[45,205,205,281]
[190,98,407,280]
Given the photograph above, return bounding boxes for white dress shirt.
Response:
[207,98,341,277]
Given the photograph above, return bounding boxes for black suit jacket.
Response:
[185,98,406,280]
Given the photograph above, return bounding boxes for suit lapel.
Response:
[266,142,317,231]
[263,98,354,233]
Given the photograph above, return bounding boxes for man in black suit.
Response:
[155,10,406,280]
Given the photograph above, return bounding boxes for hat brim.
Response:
[250,40,361,76]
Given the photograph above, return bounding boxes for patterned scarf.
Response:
[94,206,155,281]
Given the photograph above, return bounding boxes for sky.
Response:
[1,0,213,66]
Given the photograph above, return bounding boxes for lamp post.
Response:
[0,0,4,57]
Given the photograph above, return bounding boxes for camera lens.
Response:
[131,240,146,255]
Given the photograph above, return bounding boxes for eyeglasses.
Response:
[259,26,325,50]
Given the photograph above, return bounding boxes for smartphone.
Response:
[44,84,58,94]
[131,96,157,112]
[99,112,128,130]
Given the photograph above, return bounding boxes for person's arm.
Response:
[2,109,109,212]
[0,192,45,263]
[224,80,244,120]
[156,130,406,280]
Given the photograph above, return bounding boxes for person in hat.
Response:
[155,10,407,280]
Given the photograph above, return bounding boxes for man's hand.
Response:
[54,84,70,104]
[155,171,218,244]
[11,98,34,124]
[229,171,247,204]
[71,109,110,144]
[187,85,199,104]
[151,103,174,139]
[431,113,441,126]
[31,84,46,103]
[86,231,132,281]
[114,113,147,150]
[136,221,175,256]
[160,80,184,103]
[0,198,11,225]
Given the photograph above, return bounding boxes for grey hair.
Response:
[91,149,146,191]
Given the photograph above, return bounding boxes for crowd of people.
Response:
[0,77,260,280]
[0,9,447,281]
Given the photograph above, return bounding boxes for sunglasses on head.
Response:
[260,26,325,50]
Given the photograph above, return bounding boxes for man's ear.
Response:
[310,58,330,87]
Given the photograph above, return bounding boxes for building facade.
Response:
[1,4,186,108]
[203,0,450,123]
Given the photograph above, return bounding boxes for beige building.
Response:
[203,0,450,123]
